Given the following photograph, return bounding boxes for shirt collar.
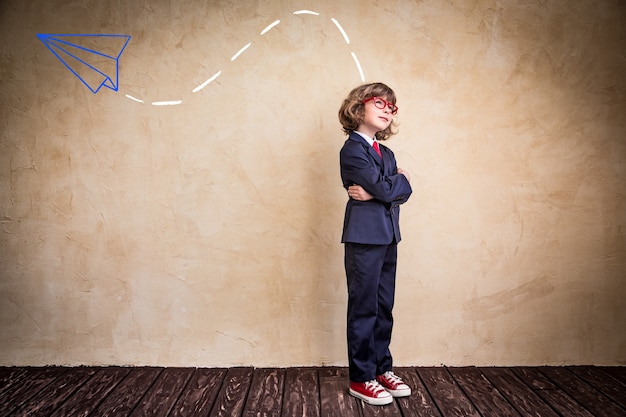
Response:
[354,131,376,146]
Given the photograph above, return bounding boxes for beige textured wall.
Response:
[1,0,624,367]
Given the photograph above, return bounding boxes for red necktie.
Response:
[373,141,382,157]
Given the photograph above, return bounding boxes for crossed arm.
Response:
[347,168,412,201]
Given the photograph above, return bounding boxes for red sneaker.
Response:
[376,371,412,397]
[349,380,393,405]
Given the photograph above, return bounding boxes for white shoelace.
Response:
[382,371,405,385]
[365,380,387,395]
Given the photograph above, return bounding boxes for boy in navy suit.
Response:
[338,83,413,405]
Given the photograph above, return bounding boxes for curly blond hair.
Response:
[338,82,398,141]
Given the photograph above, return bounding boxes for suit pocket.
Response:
[348,202,381,226]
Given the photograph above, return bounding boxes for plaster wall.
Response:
[1,0,624,366]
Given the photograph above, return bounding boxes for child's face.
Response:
[358,96,396,138]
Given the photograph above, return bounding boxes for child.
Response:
[338,82,413,406]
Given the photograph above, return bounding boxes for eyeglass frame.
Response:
[363,96,398,115]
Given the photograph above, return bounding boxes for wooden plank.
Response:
[448,367,520,416]
[130,367,194,416]
[539,366,626,417]
[1,366,624,417]
[0,367,27,390]
[91,367,163,416]
[209,367,254,417]
[0,367,67,417]
[480,367,559,417]
[513,367,594,417]
[281,367,320,417]
[392,367,442,417]
[511,367,557,390]
[598,367,626,386]
[417,367,481,417]
[10,366,97,416]
[50,367,131,417]
[242,368,285,417]
[170,368,228,417]
[0,367,27,399]
[569,366,626,409]
[318,367,360,417]
[532,386,595,417]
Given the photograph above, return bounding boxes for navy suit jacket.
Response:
[340,132,412,245]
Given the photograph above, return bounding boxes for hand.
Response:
[347,185,373,201]
[397,168,411,182]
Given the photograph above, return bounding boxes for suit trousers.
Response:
[345,241,397,382]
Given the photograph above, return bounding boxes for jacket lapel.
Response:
[349,132,384,166]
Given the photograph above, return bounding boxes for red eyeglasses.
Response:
[363,96,398,115]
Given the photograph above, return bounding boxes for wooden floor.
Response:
[0,366,624,416]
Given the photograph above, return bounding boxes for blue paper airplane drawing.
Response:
[37,34,131,94]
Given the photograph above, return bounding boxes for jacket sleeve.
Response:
[340,141,412,205]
